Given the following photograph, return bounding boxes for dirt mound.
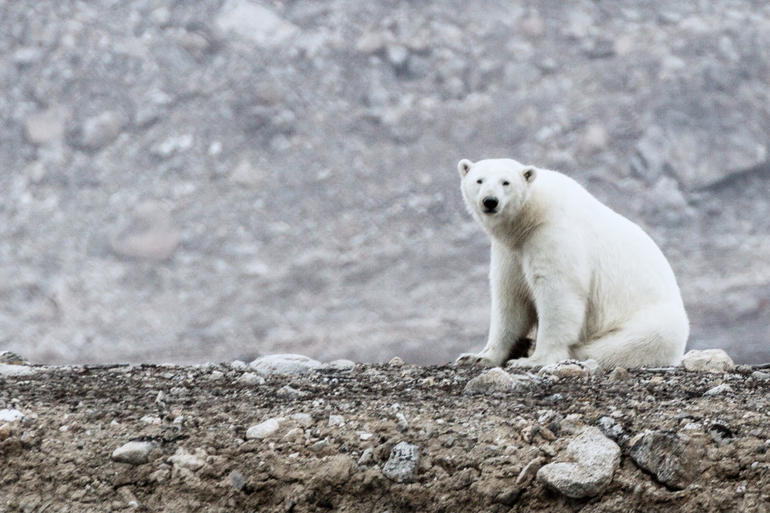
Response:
[1,362,769,512]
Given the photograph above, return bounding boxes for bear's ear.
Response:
[522,166,537,183]
[457,159,474,178]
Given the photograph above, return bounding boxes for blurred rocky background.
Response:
[1,1,768,365]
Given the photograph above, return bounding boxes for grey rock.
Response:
[323,359,356,371]
[229,470,246,491]
[111,441,155,465]
[682,349,736,373]
[168,448,206,470]
[464,368,536,395]
[72,110,127,150]
[516,457,545,487]
[310,439,328,453]
[24,107,69,145]
[249,354,322,376]
[276,385,305,399]
[382,442,420,483]
[537,427,621,498]
[110,201,181,261]
[597,416,625,442]
[629,430,697,489]
[752,371,770,380]
[0,409,25,422]
[0,364,38,377]
[215,0,298,47]
[538,359,598,377]
[245,418,282,439]
[358,447,375,466]
[703,383,733,396]
[0,351,27,364]
[237,372,265,385]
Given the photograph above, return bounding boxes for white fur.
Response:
[455,158,689,369]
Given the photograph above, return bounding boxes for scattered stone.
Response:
[111,441,155,465]
[249,354,321,376]
[0,423,12,441]
[464,368,536,395]
[752,371,770,380]
[328,415,345,427]
[24,107,69,145]
[151,133,193,158]
[323,359,356,371]
[629,430,698,489]
[246,418,282,439]
[358,448,375,466]
[169,448,206,471]
[382,442,420,483]
[71,110,127,150]
[597,416,625,442]
[229,470,247,491]
[0,364,38,377]
[289,413,312,427]
[682,349,735,373]
[608,367,630,380]
[237,372,265,385]
[704,383,733,396]
[230,360,247,370]
[310,439,328,453]
[395,412,409,432]
[537,427,621,498]
[110,201,181,261]
[516,457,545,487]
[0,409,24,423]
[208,370,224,381]
[0,351,27,364]
[215,0,298,47]
[277,385,305,399]
[388,356,404,367]
[324,455,355,484]
[140,415,161,425]
[559,414,585,435]
[538,359,598,377]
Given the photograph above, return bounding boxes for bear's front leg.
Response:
[455,243,535,367]
[508,274,585,368]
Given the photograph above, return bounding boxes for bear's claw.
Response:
[453,353,498,368]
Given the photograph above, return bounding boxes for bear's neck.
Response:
[487,197,545,250]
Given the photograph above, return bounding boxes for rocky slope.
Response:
[1,1,769,364]
[1,355,769,512]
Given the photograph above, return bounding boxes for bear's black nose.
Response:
[482,197,499,212]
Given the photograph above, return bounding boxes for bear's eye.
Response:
[502,180,510,186]
[476,178,483,184]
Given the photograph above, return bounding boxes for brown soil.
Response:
[1,363,769,512]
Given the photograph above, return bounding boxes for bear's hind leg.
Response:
[573,303,688,368]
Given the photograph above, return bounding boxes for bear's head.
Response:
[458,158,537,227]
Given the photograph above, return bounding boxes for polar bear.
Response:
[455,158,689,369]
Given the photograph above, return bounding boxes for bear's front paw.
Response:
[505,356,546,368]
[454,353,500,368]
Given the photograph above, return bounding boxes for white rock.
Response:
[111,441,155,465]
[216,0,298,47]
[328,415,345,427]
[169,448,206,471]
[246,418,282,439]
[704,383,733,396]
[682,349,735,373]
[77,110,127,150]
[0,409,25,422]
[237,372,265,385]
[24,106,69,145]
[382,442,420,483]
[140,415,162,425]
[290,413,313,427]
[463,368,536,395]
[249,354,321,376]
[537,427,621,498]
[110,201,181,261]
[538,359,598,377]
[230,360,247,370]
[0,364,38,377]
[323,359,356,371]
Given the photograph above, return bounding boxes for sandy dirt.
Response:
[1,361,769,512]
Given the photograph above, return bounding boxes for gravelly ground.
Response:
[1,362,769,512]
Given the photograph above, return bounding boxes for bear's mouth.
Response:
[482,207,498,215]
